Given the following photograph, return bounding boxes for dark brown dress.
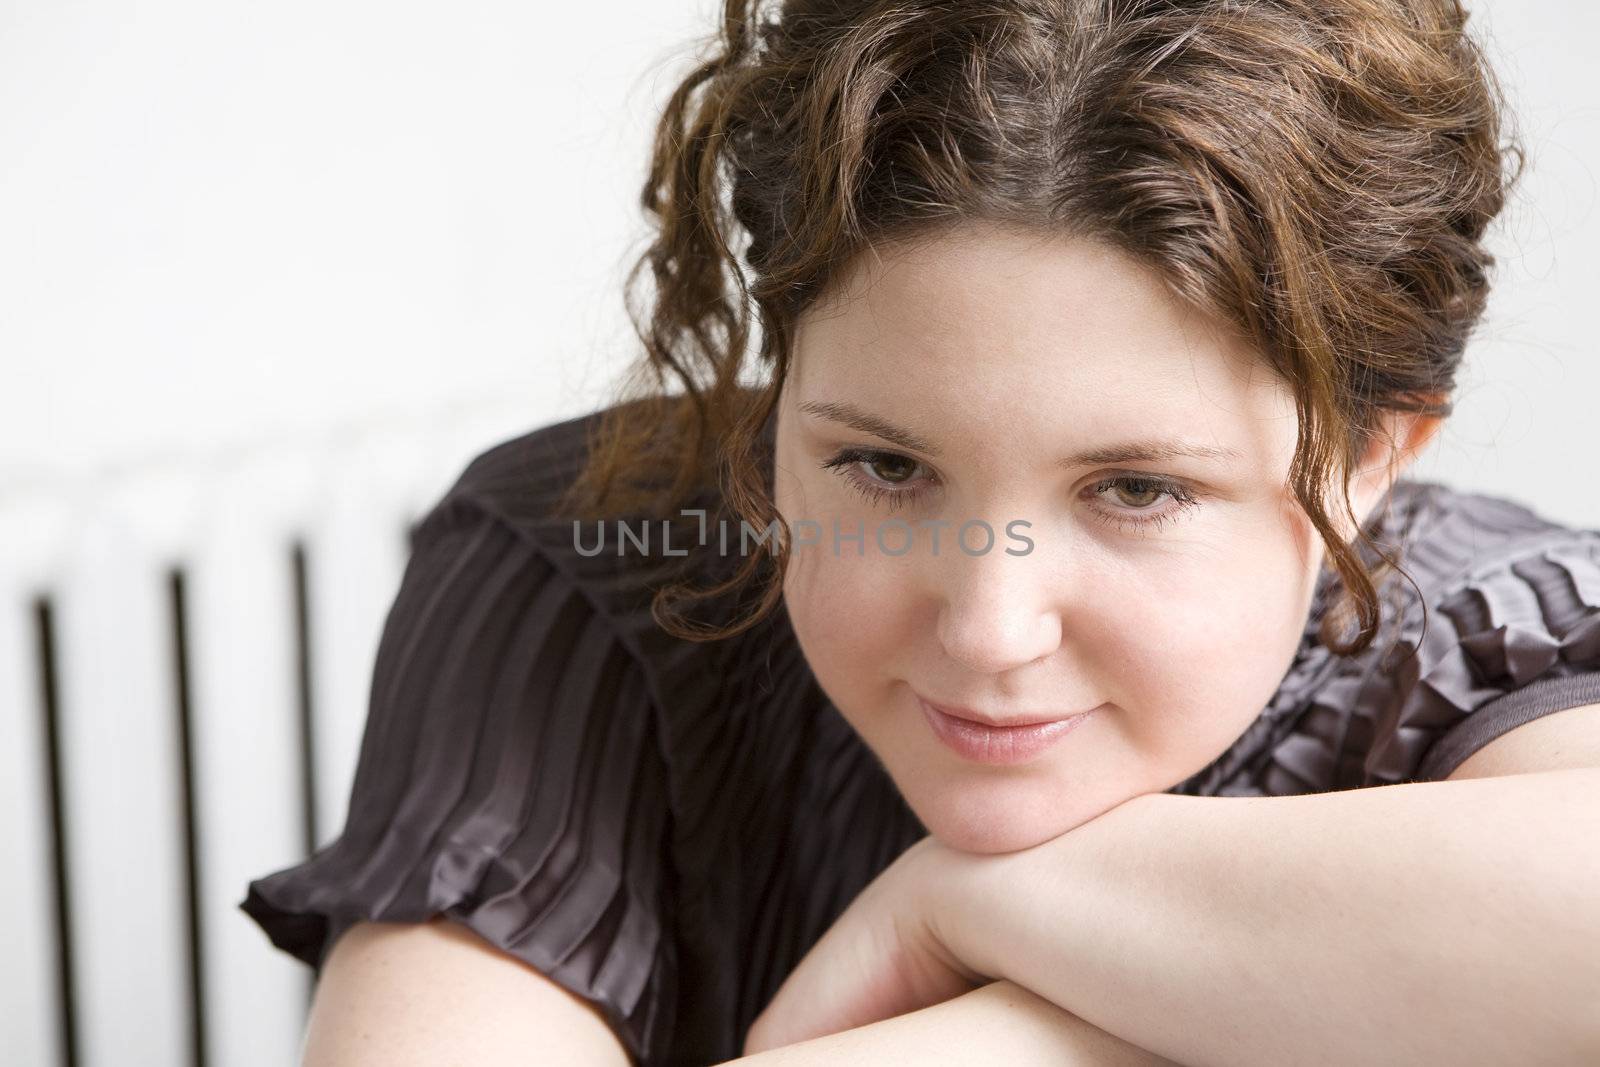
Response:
[240,400,1600,1066]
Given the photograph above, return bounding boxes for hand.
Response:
[740,834,995,1056]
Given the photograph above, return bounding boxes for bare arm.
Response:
[301,917,634,1066]
[718,980,1181,1066]
[935,767,1600,1066]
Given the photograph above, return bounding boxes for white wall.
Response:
[1,0,719,493]
[1406,2,1600,530]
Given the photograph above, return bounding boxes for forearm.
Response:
[934,769,1600,1067]
[718,980,1178,1066]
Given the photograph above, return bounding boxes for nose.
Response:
[933,539,1063,675]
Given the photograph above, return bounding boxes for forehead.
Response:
[792,223,1285,430]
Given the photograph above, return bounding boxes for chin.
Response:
[900,775,1114,855]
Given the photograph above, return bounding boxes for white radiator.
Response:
[0,399,549,1067]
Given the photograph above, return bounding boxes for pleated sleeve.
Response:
[239,497,677,1062]
[1399,534,1600,781]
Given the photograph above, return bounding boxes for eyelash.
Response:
[818,446,1203,533]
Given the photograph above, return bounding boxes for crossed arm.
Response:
[728,980,1179,1065]
[722,703,1600,1066]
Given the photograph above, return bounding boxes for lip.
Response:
[918,696,1097,766]
[919,698,1092,728]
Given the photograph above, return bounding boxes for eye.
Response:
[819,447,935,512]
[1086,474,1202,534]
[817,451,1203,532]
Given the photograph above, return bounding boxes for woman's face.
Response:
[772,221,1426,854]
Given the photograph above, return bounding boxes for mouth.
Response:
[916,695,1097,728]
[916,695,1098,766]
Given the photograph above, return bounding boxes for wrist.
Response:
[923,791,1173,994]
[923,837,1026,986]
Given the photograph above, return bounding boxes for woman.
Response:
[242,1,1600,1064]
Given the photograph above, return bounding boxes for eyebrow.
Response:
[798,399,1244,469]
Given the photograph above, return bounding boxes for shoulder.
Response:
[240,398,720,1064]
[417,398,638,539]
[1361,479,1600,783]
[418,392,759,563]
[406,394,777,730]
[1378,477,1597,587]
[412,394,748,623]
[243,394,798,1064]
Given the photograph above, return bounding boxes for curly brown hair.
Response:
[555,0,1523,657]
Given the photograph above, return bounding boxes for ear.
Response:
[1346,399,1446,529]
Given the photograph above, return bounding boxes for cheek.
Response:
[1092,519,1319,759]
[782,540,910,702]
[775,448,918,698]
